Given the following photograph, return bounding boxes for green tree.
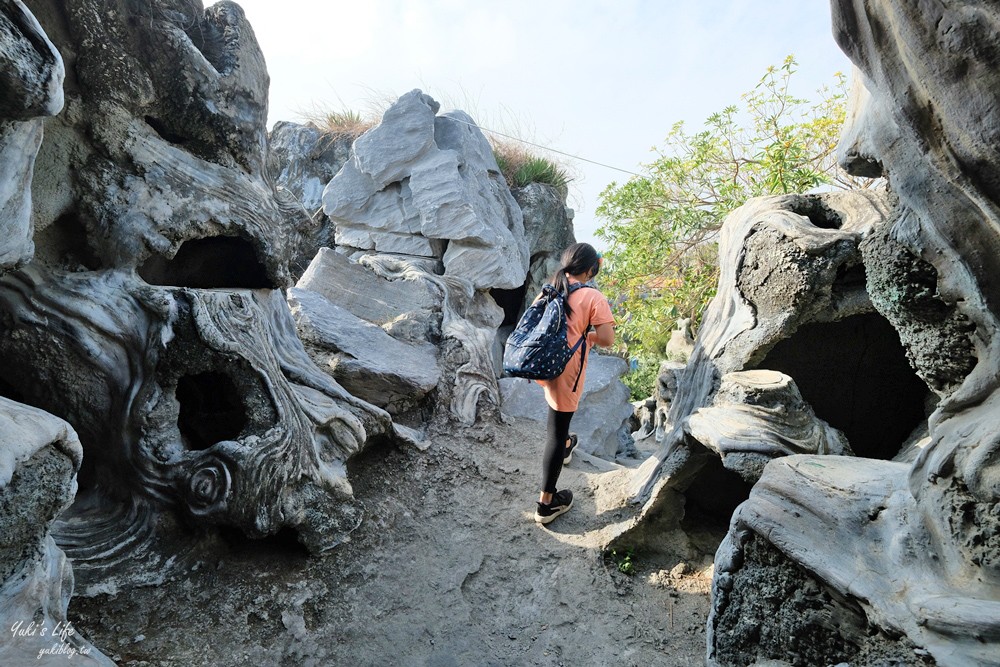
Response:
[598,56,874,395]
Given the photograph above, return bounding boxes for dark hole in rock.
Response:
[682,456,754,529]
[176,371,248,451]
[217,525,310,557]
[34,213,102,270]
[144,115,189,145]
[788,197,844,229]
[0,373,27,405]
[754,313,929,460]
[138,236,274,289]
[491,283,529,327]
[833,260,868,293]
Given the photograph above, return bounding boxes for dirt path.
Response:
[69,415,714,666]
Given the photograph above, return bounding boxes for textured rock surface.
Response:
[704,1,1000,664]
[511,182,576,314]
[27,0,309,284]
[0,1,417,594]
[322,90,529,290]
[288,286,440,414]
[265,121,354,273]
[0,267,397,571]
[296,246,441,343]
[499,354,634,459]
[267,121,353,216]
[631,190,908,501]
[632,360,685,446]
[860,203,977,396]
[0,398,112,665]
[295,249,503,425]
[709,524,933,666]
[664,318,695,363]
[0,0,64,269]
[686,370,851,482]
[0,3,110,663]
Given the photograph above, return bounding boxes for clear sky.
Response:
[233,0,851,249]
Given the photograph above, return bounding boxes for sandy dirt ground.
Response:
[68,414,717,666]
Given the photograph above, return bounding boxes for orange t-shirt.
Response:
[536,281,615,412]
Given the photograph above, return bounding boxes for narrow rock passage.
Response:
[69,416,712,666]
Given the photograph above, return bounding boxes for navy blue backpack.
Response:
[503,283,591,390]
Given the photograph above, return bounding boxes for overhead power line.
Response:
[442,115,644,178]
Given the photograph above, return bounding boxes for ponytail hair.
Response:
[550,242,601,319]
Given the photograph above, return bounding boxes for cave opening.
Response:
[682,456,754,530]
[490,283,529,327]
[754,312,930,460]
[176,371,248,451]
[787,197,844,229]
[32,212,103,271]
[138,236,274,289]
[0,373,27,405]
[144,115,189,146]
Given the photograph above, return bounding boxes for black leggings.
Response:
[542,408,574,493]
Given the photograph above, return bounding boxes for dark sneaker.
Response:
[534,489,574,525]
[563,433,579,466]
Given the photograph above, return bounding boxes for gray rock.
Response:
[512,182,576,314]
[0,266,397,574]
[358,254,505,425]
[28,0,309,285]
[0,397,113,666]
[297,247,442,342]
[267,121,353,216]
[296,249,503,425]
[288,287,440,414]
[664,318,694,363]
[322,90,530,290]
[513,182,575,257]
[686,370,851,482]
[0,0,64,269]
[266,121,355,273]
[499,354,634,459]
[704,2,1000,664]
[632,190,901,499]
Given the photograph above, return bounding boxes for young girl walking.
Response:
[534,242,615,524]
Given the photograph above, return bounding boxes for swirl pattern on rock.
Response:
[0,0,413,591]
[322,89,530,291]
[0,267,396,563]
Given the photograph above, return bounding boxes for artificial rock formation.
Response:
[686,370,852,482]
[292,234,506,426]
[268,121,354,217]
[631,189,917,497]
[266,121,356,274]
[0,0,63,268]
[0,398,112,666]
[297,92,582,426]
[0,267,395,561]
[322,89,530,291]
[0,3,110,661]
[631,360,685,447]
[510,181,576,316]
[705,1,1000,664]
[0,0,409,589]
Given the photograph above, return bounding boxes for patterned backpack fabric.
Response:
[503,283,590,387]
